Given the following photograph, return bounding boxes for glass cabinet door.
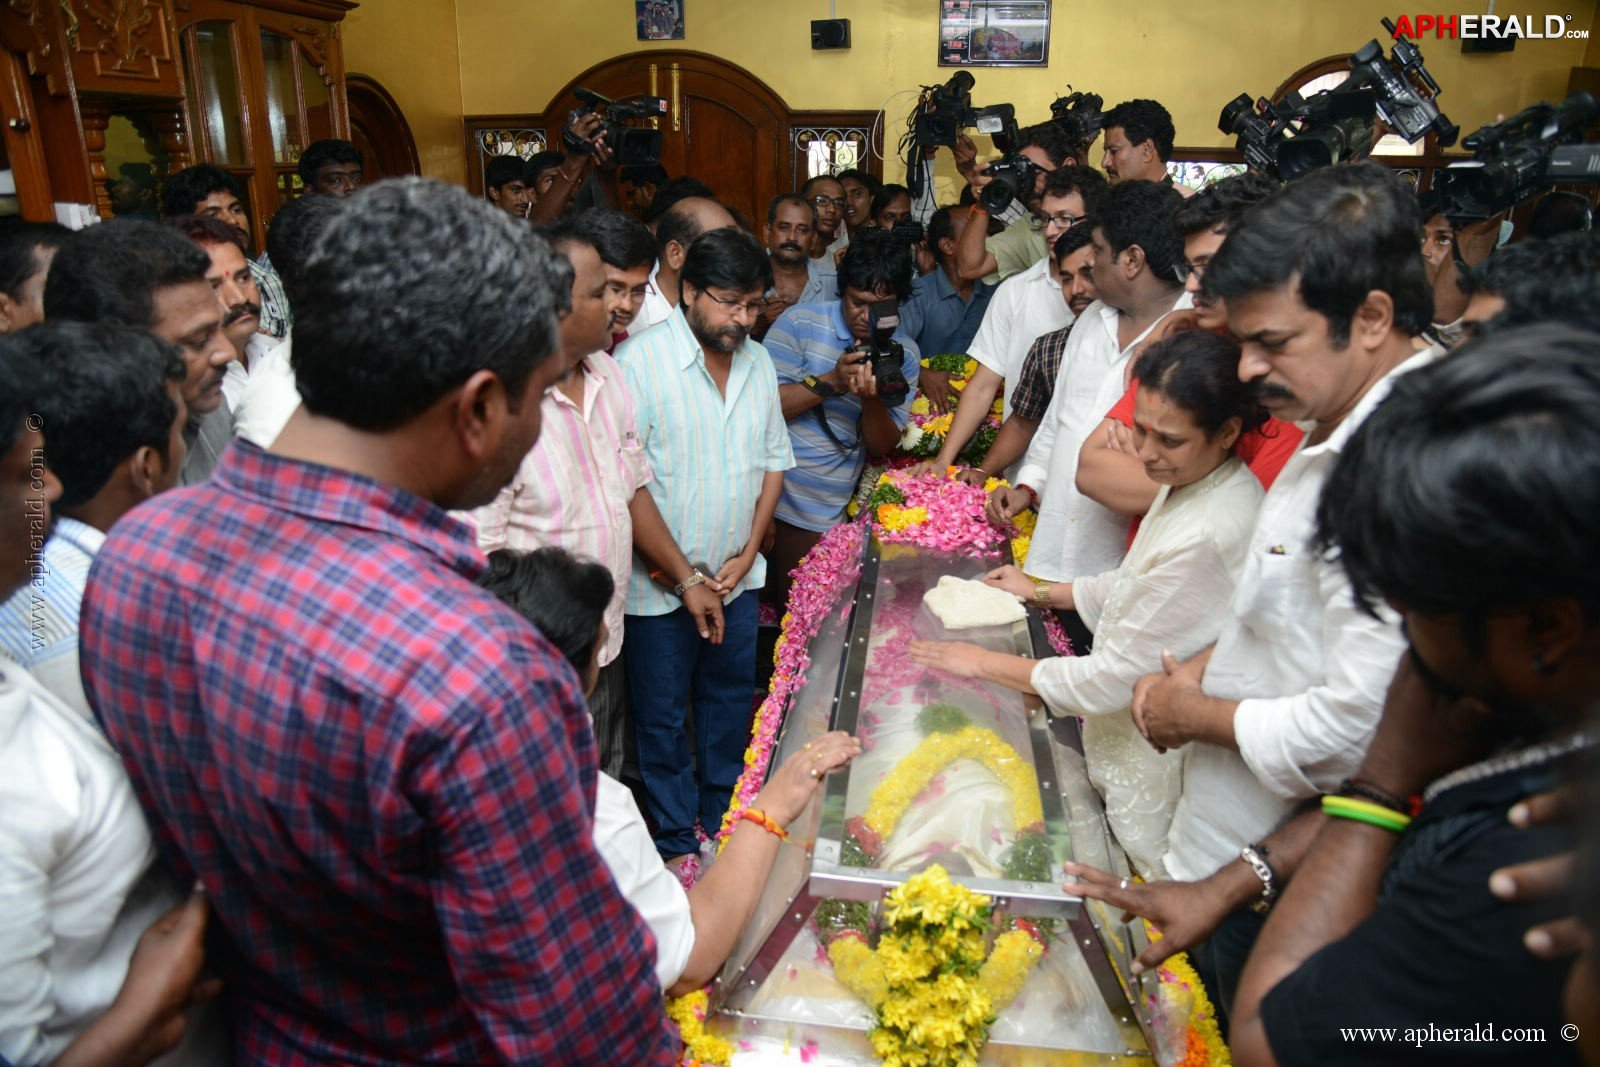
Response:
[180,21,248,167]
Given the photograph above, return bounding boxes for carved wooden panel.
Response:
[65,0,185,98]
[0,0,72,96]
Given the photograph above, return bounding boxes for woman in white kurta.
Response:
[910,331,1267,877]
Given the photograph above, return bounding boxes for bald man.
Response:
[632,196,738,337]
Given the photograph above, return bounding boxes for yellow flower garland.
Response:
[665,989,734,1066]
[862,725,1044,844]
[825,865,1047,1067]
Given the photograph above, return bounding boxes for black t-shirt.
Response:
[1260,752,1583,1066]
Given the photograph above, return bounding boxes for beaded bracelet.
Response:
[738,807,789,841]
[1322,794,1412,833]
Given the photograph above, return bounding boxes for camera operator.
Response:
[869,184,915,230]
[756,194,838,341]
[764,229,921,604]
[1416,192,1503,345]
[1102,99,1193,196]
[528,112,613,224]
[956,123,1080,284]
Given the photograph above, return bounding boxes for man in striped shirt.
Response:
[616,227,793,863]
[470,210,655,780]
[763,229,920,604]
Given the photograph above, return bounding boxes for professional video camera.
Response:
[905,72,1024,211]
[1432,92,1600,218]
[564,87,668,166]
[861,300,911,406]
[1220,18,1455,180]
[1048,89,1104,156]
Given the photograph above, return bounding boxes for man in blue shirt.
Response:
[899,204,997,410]
[764,229,920,603]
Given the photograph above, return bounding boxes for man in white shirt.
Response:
[989,180,1191,590]
[231,193,344,448]
[168,215,275,417]
[0,330,220,1066]
[632,196,737,337]
[1062,164,1437,1024]
[924,167,1110,474]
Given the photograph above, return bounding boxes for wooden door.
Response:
[346,74,419,180]
[533,52,787,228]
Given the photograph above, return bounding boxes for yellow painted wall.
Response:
[343,0,467,184]
[458,0,1595,155]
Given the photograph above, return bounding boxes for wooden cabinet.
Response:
[175,0,352,248]
[0,0,353,242]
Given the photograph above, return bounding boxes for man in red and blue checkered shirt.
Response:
[79,180,678,1064]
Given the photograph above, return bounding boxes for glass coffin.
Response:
[708,534,1161,1064]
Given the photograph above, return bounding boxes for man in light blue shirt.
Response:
[0,322,188,719]
[616,227,794,862]
[763,229,920,603]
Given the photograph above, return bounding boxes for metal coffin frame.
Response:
[709,535,1161,1063]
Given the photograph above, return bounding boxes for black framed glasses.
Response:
[701,290,766,316]
[1045,213,1086,229]
[810,195,847,210]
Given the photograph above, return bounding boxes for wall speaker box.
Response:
[812,18,851,50]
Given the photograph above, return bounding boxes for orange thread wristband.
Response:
[738,808,789,841]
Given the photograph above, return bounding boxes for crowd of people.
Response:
[0,87,1597,1067]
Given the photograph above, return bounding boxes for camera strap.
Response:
[811,401,861,456]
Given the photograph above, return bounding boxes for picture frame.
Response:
[938,0,1051,67]
[636,0,685,41]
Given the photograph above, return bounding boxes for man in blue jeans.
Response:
[617,227,794,864]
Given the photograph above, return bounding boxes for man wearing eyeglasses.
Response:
[801,174,849,262]
[616,228,794,866]
[762,229,921,607]
[915,167,1108,471]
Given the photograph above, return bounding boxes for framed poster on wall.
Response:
[939,0,1050,67]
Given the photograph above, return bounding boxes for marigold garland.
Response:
[902,355,1004,464]
[823,865,1046,1067]
[666,989,734,1067]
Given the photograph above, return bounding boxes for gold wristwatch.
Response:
[1031,579,1052,607]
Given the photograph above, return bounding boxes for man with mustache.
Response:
[756,194,837,341]
[168,216,274,412]
[615,227,793,866]
[468,212,655,782]
[43,220,235,485]
[1063,164,1431,1027]
[161,164,290,340]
